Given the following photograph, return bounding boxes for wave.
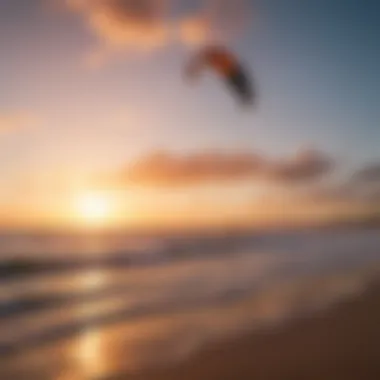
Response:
[1,265,378,379]
[0,229,379,378]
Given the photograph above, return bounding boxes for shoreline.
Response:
[119,278,380,380]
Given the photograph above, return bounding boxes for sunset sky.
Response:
[0,0,379,229]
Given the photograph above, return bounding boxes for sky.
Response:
[0,0,379,230]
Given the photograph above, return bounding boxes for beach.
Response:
[0,229,379,380]
[120,279,380,380]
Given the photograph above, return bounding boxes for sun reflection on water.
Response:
[75,270,108,378]
[77,329,106,378]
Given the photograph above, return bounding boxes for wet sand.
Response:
[115,279,380,380]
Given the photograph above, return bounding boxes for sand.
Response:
[111,279,380,380]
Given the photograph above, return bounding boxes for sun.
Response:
[75,192,114,226]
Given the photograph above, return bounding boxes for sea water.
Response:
[0,228,379,379]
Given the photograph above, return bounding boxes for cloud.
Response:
[107,148,334,187]
[349,162,380,204]
[67,0,172,52]
[265,149,334,183]
[305,161,380,206]
[352,162,380,184]
[0,112,39,133]
[179,0,252,45]
[179,14,212,46]
[127,150,263,186]
[64,0,252,65]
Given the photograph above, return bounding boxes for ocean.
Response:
[0,227,379,379]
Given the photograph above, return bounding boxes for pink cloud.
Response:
[107,148,334,187]
[64,0,252,64]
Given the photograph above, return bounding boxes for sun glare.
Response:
[75,192,114,226]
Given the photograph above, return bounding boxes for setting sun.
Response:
[75,192,115,226]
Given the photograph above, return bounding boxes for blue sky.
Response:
[0,0,379,227]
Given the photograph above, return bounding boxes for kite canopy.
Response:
[185,45,255,106]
